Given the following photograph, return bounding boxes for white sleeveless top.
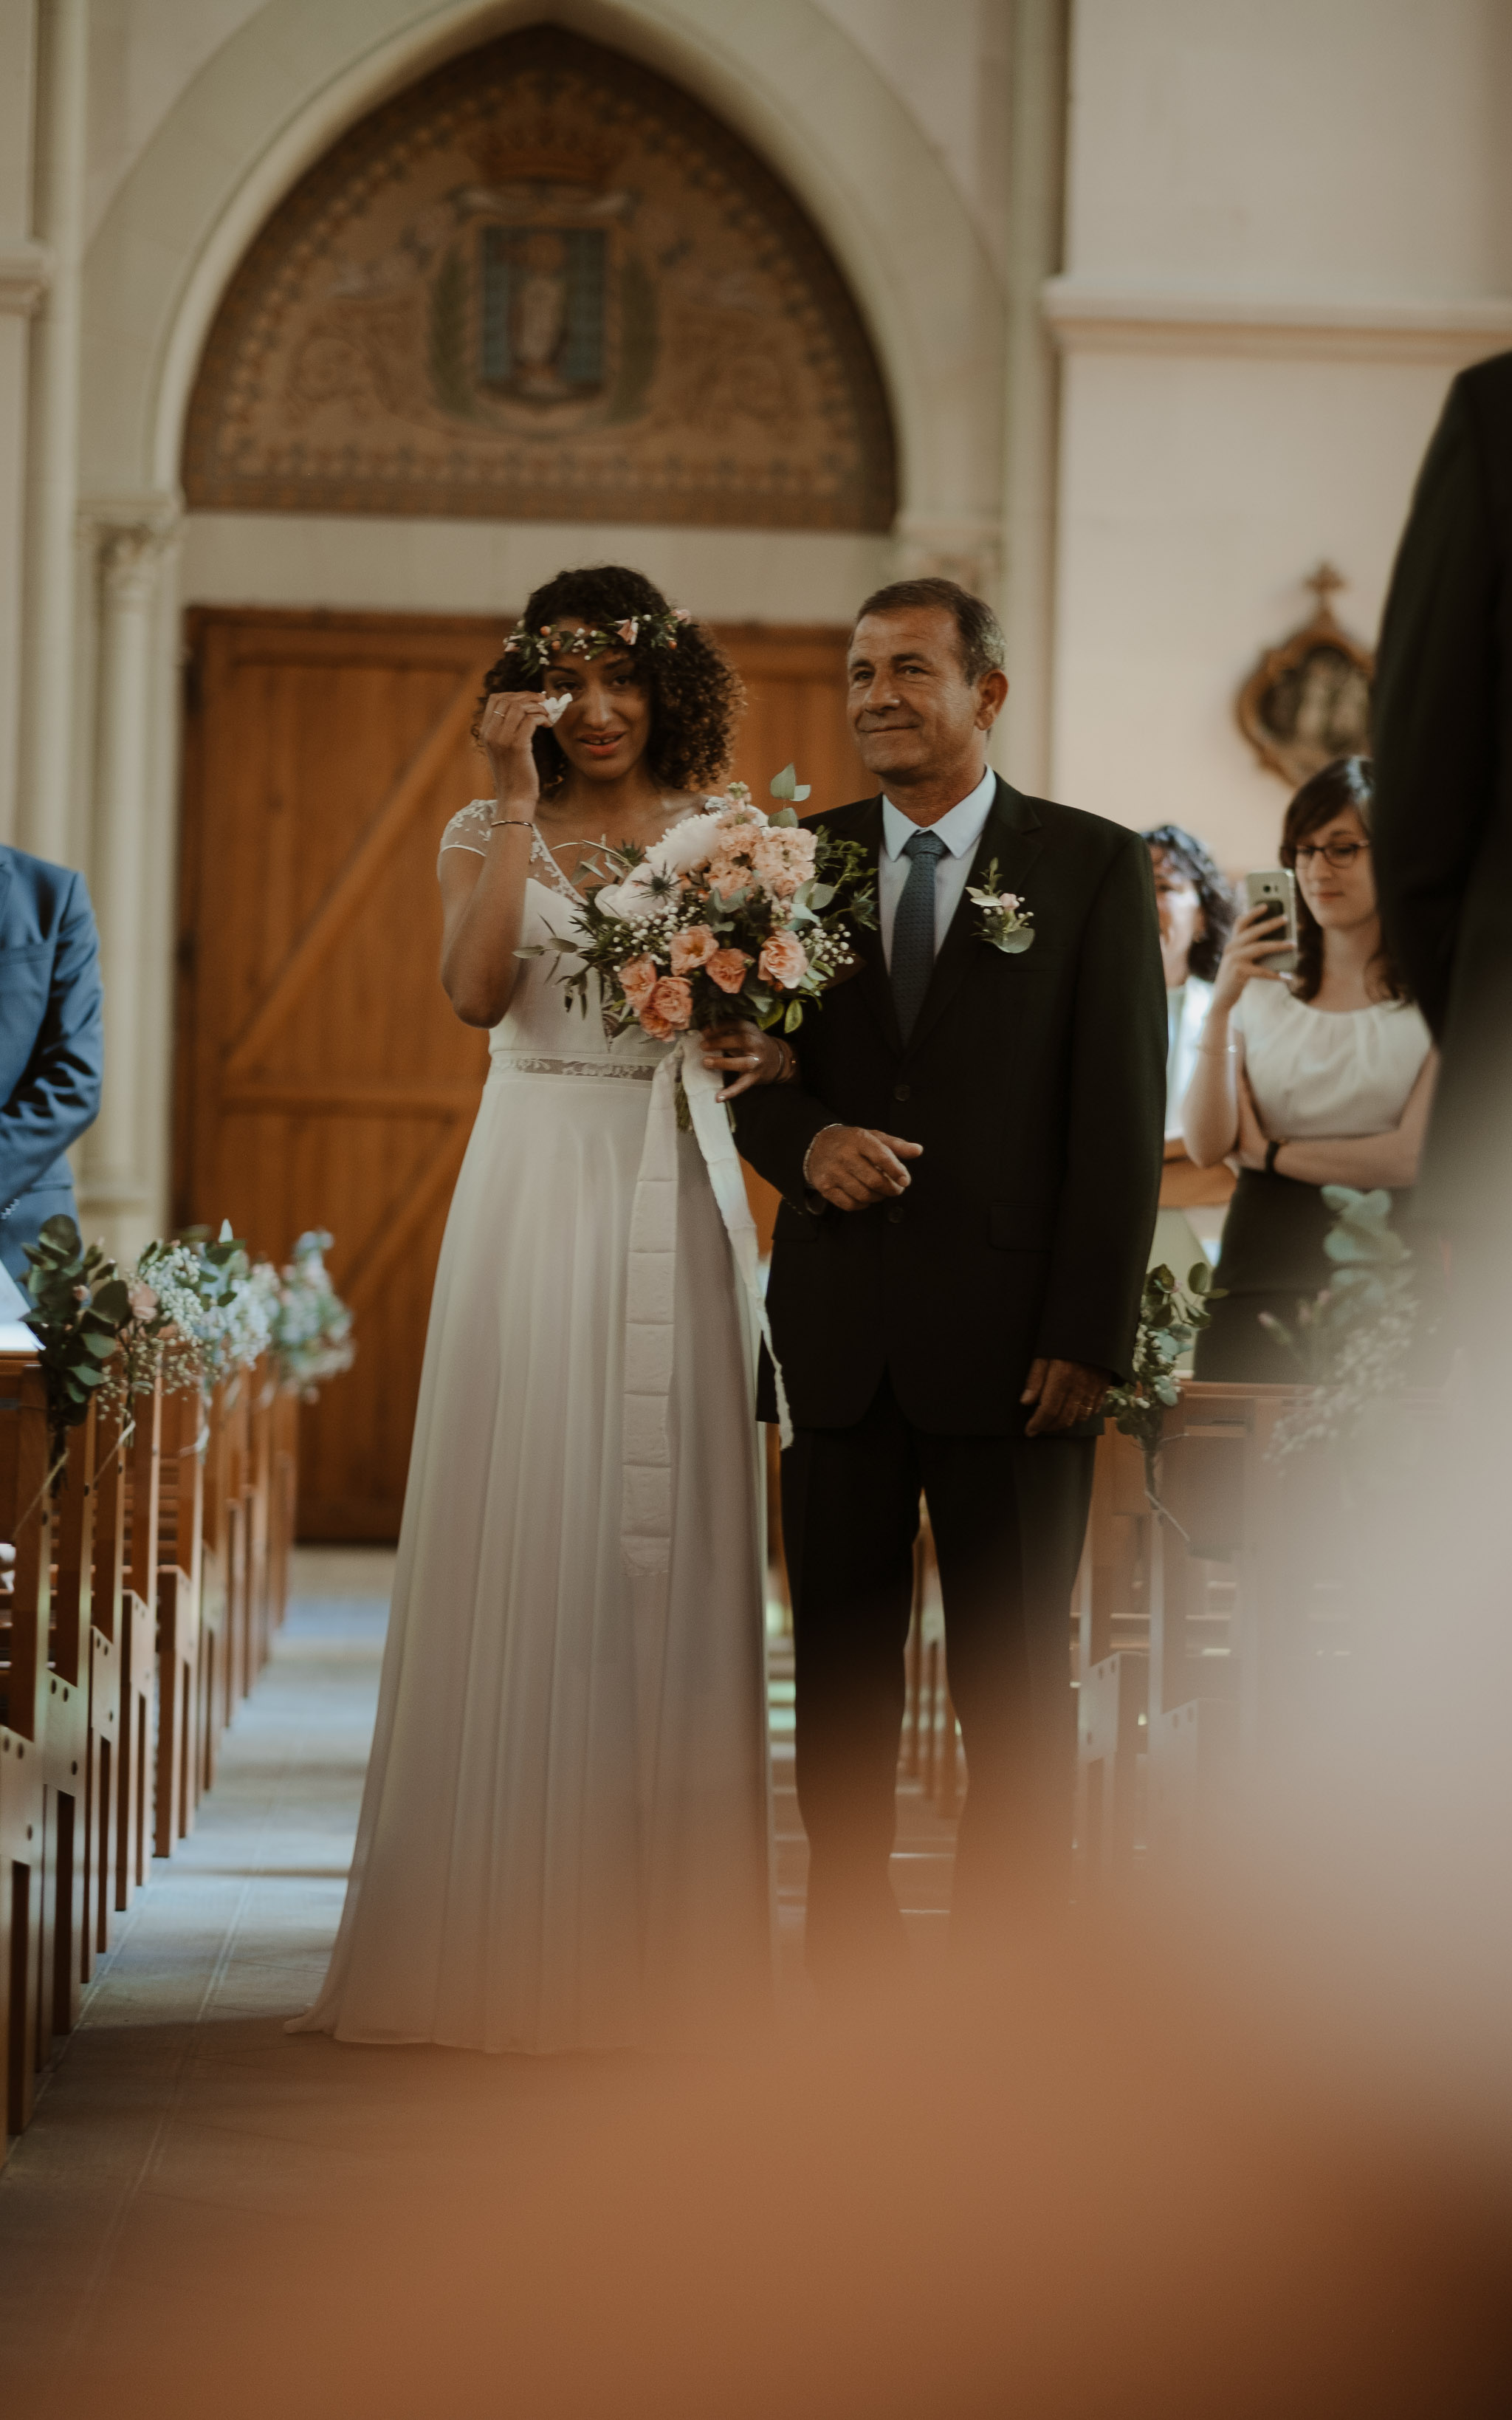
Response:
[1233,979,1432,1139]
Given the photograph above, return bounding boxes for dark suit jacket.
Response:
[1372,350,1512,1244]
[732,778,1166,1433]
[0,847,104,1283]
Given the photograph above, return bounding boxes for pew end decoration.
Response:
[21,1217,357,1469]
[18,1216,132,1456]
[1101,1262,1217,1521]
[1258,1187,1422,1473]
[271,1230,356,1400]
[521,771,876,1059]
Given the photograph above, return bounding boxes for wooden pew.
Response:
[269,1382,298,1645]
[155,1381,204,1857]
[41,1402,103,2045]
[0,1324,303,2158]
[1075,1379,1447,1891]
[0,1343,51,2157]
[113,1374,162,1910]
[195,1379,233,1796]
[1073,1427,1151,1888]
[87,1395,131,1950]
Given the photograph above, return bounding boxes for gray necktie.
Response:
[891,828,947,1043]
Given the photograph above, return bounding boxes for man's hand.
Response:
[1020,1357,1110,1436]
[805,1125,923,1210]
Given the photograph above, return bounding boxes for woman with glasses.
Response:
[1183,755,1438,1381]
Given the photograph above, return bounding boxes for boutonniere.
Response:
[967,860,1035,954]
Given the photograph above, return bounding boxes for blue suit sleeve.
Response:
[0,873,104,1206]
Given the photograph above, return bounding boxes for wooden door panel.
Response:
[716,625,865,818]
[177,609,857,1538]
[179,611,497,1540]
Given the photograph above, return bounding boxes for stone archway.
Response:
[180,23,898,536]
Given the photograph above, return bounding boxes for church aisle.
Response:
[0,1552,960,2402]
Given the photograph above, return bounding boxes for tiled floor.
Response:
[0,1552,958,2396]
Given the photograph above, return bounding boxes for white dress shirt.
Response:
[878,765,997,970]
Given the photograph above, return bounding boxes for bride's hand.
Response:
[701,1021,793,1103]
[478,690,553,817]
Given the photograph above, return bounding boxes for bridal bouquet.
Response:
[532,771,876,1043]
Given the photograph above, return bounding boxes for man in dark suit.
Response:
[1372,351,1512,1317]
[732,578,1165,1977]
[0,845,104,1285]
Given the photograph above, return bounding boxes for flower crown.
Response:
[501,606,690,680]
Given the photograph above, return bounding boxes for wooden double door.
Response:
[176,608,862,1539]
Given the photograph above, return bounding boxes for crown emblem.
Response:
[468,119,619,190]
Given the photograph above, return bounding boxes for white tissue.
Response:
[539,693,571,725]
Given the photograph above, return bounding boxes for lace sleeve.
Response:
[439,800,495,864]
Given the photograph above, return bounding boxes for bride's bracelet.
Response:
[1195,1038,1237,1056]
[489,817,535,832]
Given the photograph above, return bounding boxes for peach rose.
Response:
[752,827,817,898]
[759,932,809,989]
[707,947,752,995]
[649,976,693,1030]
[670,925,718,975]
[638,1004,676,1041]
[620,955,659,1011]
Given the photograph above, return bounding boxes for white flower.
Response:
[647,810,732,876]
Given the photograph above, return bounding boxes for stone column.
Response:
[997,0,1069,795]
[79,504,181,1266]
[16,0,88,865]
[0,0,47,849]
[0,240,51,851]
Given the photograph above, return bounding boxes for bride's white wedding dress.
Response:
[290,803,772,2052]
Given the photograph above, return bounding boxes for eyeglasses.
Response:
[1289,840,1371,871]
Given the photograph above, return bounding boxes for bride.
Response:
[291,566,792,2053]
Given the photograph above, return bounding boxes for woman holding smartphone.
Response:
[1184,755,1438,1382]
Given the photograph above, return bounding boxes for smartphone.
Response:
[1243,868,1299,976]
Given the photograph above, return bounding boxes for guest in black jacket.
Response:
[1372,349,1512,1331]
[731,579,1165,1976]
[0,846,104,1285]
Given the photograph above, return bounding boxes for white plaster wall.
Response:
[1066,0,1512,298]
[815,0,1012,276]
[180,515,891,623]
[1049,0,1512,873]
[1050,349,1459,852]
[83,0,267,244]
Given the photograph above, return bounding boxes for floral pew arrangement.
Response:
[19,1216,354,1461]
[0,1218,354,2162]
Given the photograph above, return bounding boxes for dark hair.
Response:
[475,564,742,800]
[1142,824,1235,984]
[853,576,1006,686]
[1278,755,1408,1006]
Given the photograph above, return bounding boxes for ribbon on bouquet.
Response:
[622,1038,792,1579]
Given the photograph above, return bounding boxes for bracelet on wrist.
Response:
[488,817,535,832]
[1264,1136,1287,1176]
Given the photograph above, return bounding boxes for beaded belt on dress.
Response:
[490,1052,656,1082]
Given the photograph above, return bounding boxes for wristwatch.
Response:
[1264,1136,1286,1176]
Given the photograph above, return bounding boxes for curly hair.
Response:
[1142,823,1236,984]
[475,565,742,800]
[1279,755,1409,1006]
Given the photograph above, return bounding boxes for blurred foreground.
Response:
[5,1420,1512,2417]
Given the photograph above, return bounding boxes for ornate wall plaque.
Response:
[1236,565,1375,786]
[182,26,896,531]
